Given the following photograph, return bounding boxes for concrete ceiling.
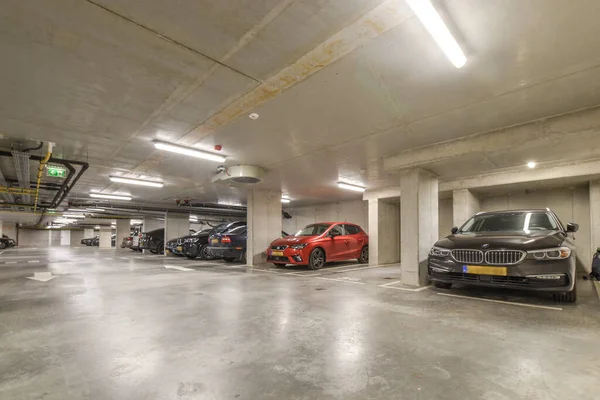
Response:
[1,0,600,209]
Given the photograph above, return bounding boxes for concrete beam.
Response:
[384,105,600,171]
[363,187,401,201]
[439,159,600,192]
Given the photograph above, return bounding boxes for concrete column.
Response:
[368,199,401,266]
[142,217,164,254]
[591,181,600,255]
[60,230,70,246]
[70,230,83,246]
[98,227,112,248]
[452,189,480,228]
[1,222,16,240]
[400,169,438,286]
[115,219,131,251]
[83,228,94,239]
[164,213,189,254]
[247,189,282,266]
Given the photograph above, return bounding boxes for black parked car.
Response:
[182,221,246,260]
[166,229,209,257]
[91,234,116,247]
[82,236,98,246]
[0,234,16,249]
[208,225,288,263]
[139,228,165,253]
[428,209,579,302]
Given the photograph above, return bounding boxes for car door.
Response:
[343,224,363,259]
[327,224,347,260]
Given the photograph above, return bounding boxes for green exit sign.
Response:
[47,166,67,178]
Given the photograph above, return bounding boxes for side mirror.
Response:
[451,227,459,234]
[567,223,579,233]
[329,230,341,238]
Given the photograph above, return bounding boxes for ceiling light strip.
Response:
[90,193,132,201]
[153,141,226,162]
[337,182,366,192]
[109,176,164,188]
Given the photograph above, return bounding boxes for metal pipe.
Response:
[33,143,53,212]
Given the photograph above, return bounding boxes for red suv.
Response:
[267,222,369,270]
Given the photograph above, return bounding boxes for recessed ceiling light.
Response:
[249,113,259,120]
[90,193,132,201]
[109,176,164,188]
[153,141,226,162]
[405,0,467,68]
[337,182,366,192]
[527,161,536,169]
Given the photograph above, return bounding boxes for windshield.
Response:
[460,212,558,233]
[295,224,330,236]
[225,225,247,235]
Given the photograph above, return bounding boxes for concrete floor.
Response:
[0,247,599,400]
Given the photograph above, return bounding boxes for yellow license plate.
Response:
[177,246,183,252]
[211,239,218,244]
[464,265,507,276]
[271,251,284,257]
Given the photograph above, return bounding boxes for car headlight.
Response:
[528,247,571,260]
[291,243,308,250]
[429,246,451,257]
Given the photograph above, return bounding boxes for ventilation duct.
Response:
[11,151,31,204]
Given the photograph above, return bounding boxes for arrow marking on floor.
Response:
[26,272,56,282]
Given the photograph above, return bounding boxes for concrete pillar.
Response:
[1,222,16,240]
[400,169,438,286]
[60,230,70,246]
[591,181,600,255]
[70,230,83,246]
[164,213,189,254]
[247,189,282,266]
[115,219,131,251]
[98,227,112,248]
[83,228,94,239]
[368,199,400,266]
[452,189,480,228]
[142,217,163,232]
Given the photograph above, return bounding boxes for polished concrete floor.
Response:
[0,246,599,400]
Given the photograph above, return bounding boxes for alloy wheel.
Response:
[311,249,325,269]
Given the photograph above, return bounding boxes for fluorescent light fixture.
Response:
[90,193,132,201]
[86,208,105,212]
[337,182,366,192]
[527,161,536,169]
[68,208,86,212]
[62,214,85,219]
[109,176,164,188]
[153,141,226,162]
[95,225,100,229]
[281,196,291,204]
[131,219,143,224]
[55,218,76,223]
[405,0,467,68]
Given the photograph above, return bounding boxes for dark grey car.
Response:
[428,209,579,302]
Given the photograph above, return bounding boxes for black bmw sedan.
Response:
[428,209,578,302]
[182,221,246,260]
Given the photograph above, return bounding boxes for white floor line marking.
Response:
[379,280,403,287]
[249,268,283,274]
[378,284,430,292]
[315,276,365,285]
[6,261,17,264]
[437,292,563,311]
[165,265,194,272]
[328,265,383,274]
[286,271,323,277]
[0,251,4,255]
[28,260,40,263]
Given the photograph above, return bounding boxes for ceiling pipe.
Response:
[33,142,53,213]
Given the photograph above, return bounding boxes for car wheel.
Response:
[308,248,325,270]
[195,244,208,260]
[0,242,6,249]
[358,245,368,264]
[434,281,452,289]
[223,257,236,263]
[156,242,164,254]
[554,283,577,303]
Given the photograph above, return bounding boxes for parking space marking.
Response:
[315,276,365,285]
[378,281,430,292]
[437,292,563,311]
[28,260,40,263]
[165,265,194,272]
[326,265,384,274]
[6,261,17,264]
[283,263,362,276]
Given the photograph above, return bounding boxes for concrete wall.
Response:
[2,222,17,240]
[283,199,368,235]
[439,198,453,239]
[481,187,592,269]
[18,230,49,247]
[165,213,190,243]
[378,200,400,264]
[70,230,84,245]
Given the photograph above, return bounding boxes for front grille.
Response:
[431,271,530,286]
[177,238,184,245]
[268,256,289,263]
[271,245,288,251]
[485,250,526,265]
[451,249,484,264]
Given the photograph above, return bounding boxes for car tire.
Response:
[308,248,325,270]
[554,283,577,303]
[156,241,164,254]
[358,245,368,264]
[196,244,209,260]
[0,242,6,249]
[223,257,236,263]
[434,281,452,289]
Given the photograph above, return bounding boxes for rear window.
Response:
[344,224,360,235]
[225,225,247,235]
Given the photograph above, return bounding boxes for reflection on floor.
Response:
[0,247,599,400]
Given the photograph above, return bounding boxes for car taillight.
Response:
[221,236,231,244]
